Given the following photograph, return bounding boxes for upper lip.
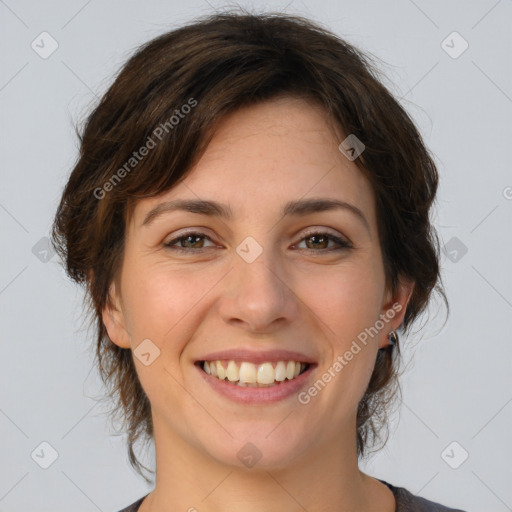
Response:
[196,349,317,365]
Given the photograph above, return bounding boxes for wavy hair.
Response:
[51,10,447,482]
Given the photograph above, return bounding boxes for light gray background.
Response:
[1,1,511,511]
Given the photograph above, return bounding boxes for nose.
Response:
[217,246,300,334]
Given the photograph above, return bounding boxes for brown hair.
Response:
[51,10,447,482]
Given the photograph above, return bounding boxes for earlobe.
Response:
[379,278,415,348]
[101,282,131,349]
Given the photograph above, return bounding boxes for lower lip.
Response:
[195,363,315,404]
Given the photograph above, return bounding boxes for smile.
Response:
[201,360,310,387]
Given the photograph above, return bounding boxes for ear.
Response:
[101,282,131,349]
[377,277,415,349]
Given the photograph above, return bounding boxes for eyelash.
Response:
[164,230,353,254]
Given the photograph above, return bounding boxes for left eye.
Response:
[295,232,352,251]
[164,231,351,253]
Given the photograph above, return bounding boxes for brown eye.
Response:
[164,231,215,251]
[179,234,205,248]
[305,234,329,250]
[297,232,352,252]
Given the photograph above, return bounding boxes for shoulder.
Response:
[115,494,148,512]
[379,480,468,512]
[115,485,468,512]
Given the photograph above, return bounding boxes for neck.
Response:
[139,413,392,512]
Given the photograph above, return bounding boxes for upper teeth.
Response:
[203,360,307,385]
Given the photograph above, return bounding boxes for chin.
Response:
[200,426,310,472]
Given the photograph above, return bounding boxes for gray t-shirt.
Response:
[116,480,467,511]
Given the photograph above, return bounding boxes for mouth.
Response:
[196,360,311,388]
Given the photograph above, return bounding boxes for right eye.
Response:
[164,231,217,252]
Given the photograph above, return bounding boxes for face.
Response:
[103,96,412,471]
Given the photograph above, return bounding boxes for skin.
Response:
[103,96,414,512]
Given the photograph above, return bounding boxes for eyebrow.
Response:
[141,197,370,233]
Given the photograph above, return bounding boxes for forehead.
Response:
[132,97,376,228]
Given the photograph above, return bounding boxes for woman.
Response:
[51,11,466,512]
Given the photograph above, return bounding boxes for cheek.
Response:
[303,271,382,413]
[120,260,218,347]
[303,260,384,396]
[118,263,207,398]
[305,261,385,342]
